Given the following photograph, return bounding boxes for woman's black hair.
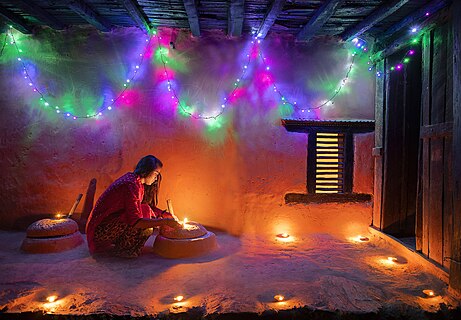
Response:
[134,155,163,178]
[143,174,162,208]
[135,155,163,208]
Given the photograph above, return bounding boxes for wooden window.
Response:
[308,132,352,194]
[282,119,374,202]
[314,133,345,194]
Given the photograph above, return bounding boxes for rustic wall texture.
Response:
[0,27,374,236]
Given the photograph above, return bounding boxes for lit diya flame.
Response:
[274,294,285,302]
[387,256,398,263]
[423,289,435,297]
[349,235,370,242]
[55,213,63,219]
[174,295,184,302]
[46,295,58,303]
[277,233,290,238]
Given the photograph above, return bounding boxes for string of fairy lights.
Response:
[156,35,258,120]
[4,11,430,121]
[257,41,358,114]
[7,26,154,119]
[368,27,421,77]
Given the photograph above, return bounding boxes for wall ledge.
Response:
[285,193,372,204]
[368,226,449,284]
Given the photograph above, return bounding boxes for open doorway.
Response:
[381,45,422,249]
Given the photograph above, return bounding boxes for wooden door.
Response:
[417,22,453,269]
[380,48,422,237]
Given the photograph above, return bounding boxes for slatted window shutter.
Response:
[315,133,345,194]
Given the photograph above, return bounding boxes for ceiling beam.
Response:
[119,0,151,33]
[228,0,245,37]
[67,0,111,32]
[17,0,65,30]
[256,0,285,39]
[341,0,410,41]
[183,0,200,37]
[380,0,449,40]
[0,6,33,34]
[297,0,344,42]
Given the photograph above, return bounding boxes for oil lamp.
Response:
[174,295,184,302]
[423,289,435,297]
[274,294,284,302]
[387,256,398,263]
[46,295,58,303]
[276,233,290,239]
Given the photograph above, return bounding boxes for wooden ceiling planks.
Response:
[0,5,33,34]
[119,0,151,32]
[15,0,65,30]
[296,0,345,41]
[255,0,286,39]
[340,0,411,41]
[228,0,245,36]
[67,0,112,31]
[0,0,446,46]
[183,0,201,36]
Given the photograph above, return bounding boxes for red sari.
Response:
[86,172,166,254]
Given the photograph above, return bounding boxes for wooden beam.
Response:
[296,0,344,42]
[256,0,285,39]
[450,0,461,294]
[373,7,450,60]
[228,0,244,37]
[17,0,65,30]
[341,0,410,41]
[372,59,385,229]
[119,0,151,33]
[0,6,33,34]
[381,0,449,40]
[67,0,111,32]
[183,0,200,37]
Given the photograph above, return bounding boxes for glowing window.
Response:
[314,133,345,194]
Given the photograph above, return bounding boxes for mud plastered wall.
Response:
[0,27,374,236]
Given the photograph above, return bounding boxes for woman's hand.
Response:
[162,218,181,229]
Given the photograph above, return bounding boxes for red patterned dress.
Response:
[85,172,167,256]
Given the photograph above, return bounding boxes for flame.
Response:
[274,294,284,302]
[46,295,58,303]
[182,218,188,229]
[387,256,398,263]
[423,289,435,297]
[174,295,184,302]
[349,235,370,243]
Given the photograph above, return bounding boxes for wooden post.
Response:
[450,0,461,293]
[372,60,385,229]
[78,178,97,234]
[420,31,432,255]
[307,133,316,194]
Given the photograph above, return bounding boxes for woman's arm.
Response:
[133,217,181,229]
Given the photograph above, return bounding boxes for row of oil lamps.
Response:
[42,231,436,308]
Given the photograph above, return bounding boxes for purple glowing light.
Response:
[409,50,415,55]
[425,12,430,16]
[396,64,403,70]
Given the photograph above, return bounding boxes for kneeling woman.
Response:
[86,155,180,258]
